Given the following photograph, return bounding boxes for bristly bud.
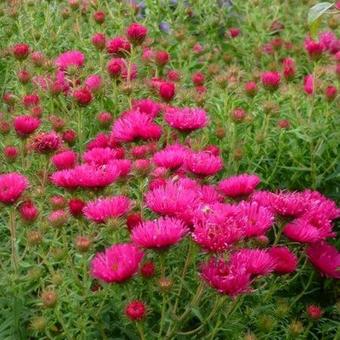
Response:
[19,200,39,222]
[231,108,246,122]
[257,315,276,332]
[68,198,85,217]
[50,195,66,209]
[62,129,77,145]
[141,261,155,278]
[48,210,68,228]
[41,290,57,308]
[125,300,147,321]
[51,272,63,285]
[17,69,31,84]
[27,267,43,281]
[278,119,290,129]
[27,230,43,246]
[158,277,173,292]
[12,43,30,60]
[75,236,91,252]
[93,11,105,24]
[307,305,323,320]
[288,320,304,336]
[97,112,112,127]
[30,316,47,332]
[3,145,19,162]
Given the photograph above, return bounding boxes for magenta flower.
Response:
[106,36,131,56]
[0,172,29,204]
[185,151,223,177]
[219,174,260,198]
[85,74,102,92]
[283,218,335,243]
[132,216,187,249]
[31,131,61,154]
[268,247,298,274]
[153,144,189,170]
[14,115,41,137]
[238,201,274,237]
[107,58,137,80]
[192,203,244,252]
[307,241,340,279]
[112,111,162,143]
[55,50,85,70]
[83,147,124,166]
[261,71,281,90]
[132,99,161,118]
[126,23,148,44]
[51,150,77,170]
[83,196,131,223]
[91,243,144,283]
[200,258,251,297]
[304,37,324,59]
[229,249,276,277]
[164,107,208,132]
[145,179,200,223]
[51,163,120,189]
[304,75,314,95]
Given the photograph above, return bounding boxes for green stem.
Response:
[135,322,145,340]
[172,241,194,315]
[9,208,18,273]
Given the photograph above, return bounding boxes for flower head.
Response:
[306,242,340,279]
[83,196,131,223]
[112,111,162,143]
[83,147,124,166]
[125,300,147,321]
[185,151,223,177]
[51,150,77,170]
[153,144,189,170]
[55,50,85,70]
[126,23,148,44]
[106,37,131,56]
[261,71,281,90]
[200,258,251,297]
[132,217,188,249]
[218,174,260,198]
[31,131,61,153]
[91,243,144,283]
[164,107,208,132]
[14,115,41,137]
[268,246,298,274]
[0,172,29,204]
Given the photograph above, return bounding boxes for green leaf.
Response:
[307,2,334,37]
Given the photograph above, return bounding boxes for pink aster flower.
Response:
[83,147,124,166]
[84,74,102,92]
[51,163,120,189]
[51,150,77,170]
[185,151,223,177]
[31,131,61,154]
[307,241,340,279]
[261,71,281,90]
[164,107,208,132]
[252,191,306,217]
[282,57,296,80]
[304,37,324,59]
[107,58,137,80]
[304,75,314,95]
[319,31,336,51]
[218,174,260,198]
[283,218,335,243]
[238,201,274,237]
[200,258,251,297]
[14,115,41,137]
[132,99,161,118]
[145,179,200,223]
[106,36,131,56]
[109,159,132,178]
[86,133,111,150]
[83,196,131,223]
[55,50,85,70]
[192,203,244,252]
[197,185,224,205]
[268,246,298,274]
[0,172,29,204]
[131,216,188,249]
[126,23,148,44]
[229,248,276,277]
[90,243,144,283]
[112,111,162,143]
[153,144,189,169]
